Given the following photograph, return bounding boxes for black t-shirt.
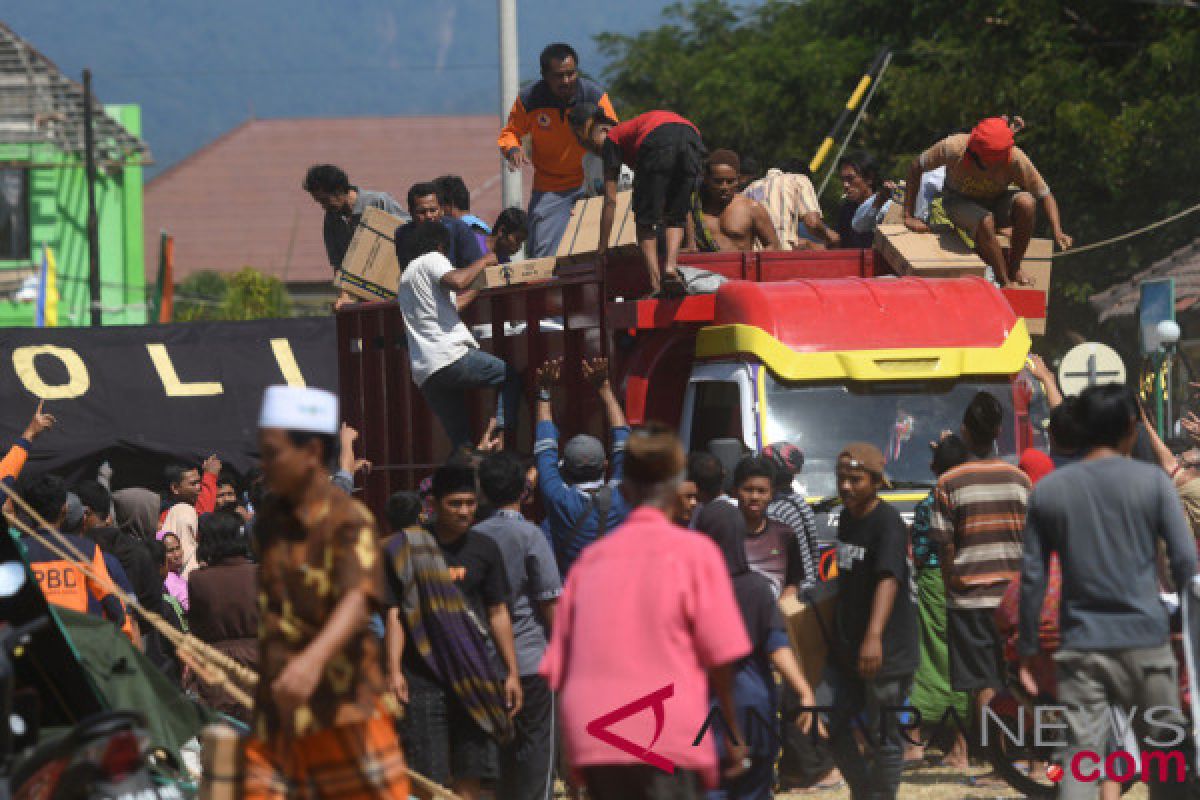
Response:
[836,199,875,249]
[833,500,919,678]
[435,528,511,624]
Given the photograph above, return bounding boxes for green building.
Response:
[0,22,152,327]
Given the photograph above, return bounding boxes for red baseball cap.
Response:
[967,117,1014,166]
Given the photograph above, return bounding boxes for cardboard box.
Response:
[1002,236,1053,335]
[555,190,639,263]
[333,207,405,301]
[470,257,558,290]
[874,224,988,279]
[779,592,836,690]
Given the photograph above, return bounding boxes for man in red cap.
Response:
[903,117,1072,286]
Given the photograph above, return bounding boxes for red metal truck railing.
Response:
[338,246,1055,520]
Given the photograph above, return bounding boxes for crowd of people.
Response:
[5,36,1175,800]
[306,42,1073,308]
[9,339,1200,800]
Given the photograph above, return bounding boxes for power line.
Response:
[1055,199,1200,258]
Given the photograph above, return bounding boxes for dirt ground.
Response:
[775,764,1151,799]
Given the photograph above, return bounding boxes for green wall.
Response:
[0,104,146,327]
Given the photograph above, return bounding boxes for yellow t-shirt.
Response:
[919,133,1050,202]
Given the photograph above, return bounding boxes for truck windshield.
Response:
[763,375,1017,500]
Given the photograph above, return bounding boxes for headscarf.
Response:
[113,488,160,541]
[693,499,782,656]
[386,528,513,743]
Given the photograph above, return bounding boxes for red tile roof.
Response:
[144,115,531,284]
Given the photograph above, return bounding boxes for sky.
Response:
[5,0,715,175]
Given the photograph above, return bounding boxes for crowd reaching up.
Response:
[11,341,1200,800]
[2,34,1164,800]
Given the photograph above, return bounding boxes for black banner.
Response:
[0,318,337,487]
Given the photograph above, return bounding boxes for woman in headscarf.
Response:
[113,487,160,541]
[156,530,189,611]
[694,499,817,800]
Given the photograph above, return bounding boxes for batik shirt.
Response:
[253,486,386,741]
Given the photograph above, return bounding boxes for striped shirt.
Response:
[930,459,1031,610]
[742,170,821,250]
[767,492,820,589]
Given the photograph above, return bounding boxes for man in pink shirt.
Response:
[540,424,753,799]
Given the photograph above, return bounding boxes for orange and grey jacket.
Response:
[497,78,617,193]
[0,436,31,491]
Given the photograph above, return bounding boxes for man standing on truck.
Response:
[568,104,705,298]
[929,391,1030,755]
[303,164,407,309]
[394,182,485,270]
[742,159,838,250]
[303,163,407,273]
[688,149,782,253]
[903,117,1072,286]
[396,220,521,451]
[498,43,618,258]
[533,357,632,574]
[435,174,491,254]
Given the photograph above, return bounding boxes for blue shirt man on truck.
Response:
[532,356,631,574]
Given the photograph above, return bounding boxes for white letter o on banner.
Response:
[12,345,91,399]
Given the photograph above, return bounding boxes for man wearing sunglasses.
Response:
[903,116,1072,287]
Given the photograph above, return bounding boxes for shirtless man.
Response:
[689,149,782,252]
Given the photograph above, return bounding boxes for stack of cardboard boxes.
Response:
[874,225,1053,334]
[333,192,638,302]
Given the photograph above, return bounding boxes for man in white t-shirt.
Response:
[397,219,521,449]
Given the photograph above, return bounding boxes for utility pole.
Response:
[498,0,522,209]
[82,69,102,327]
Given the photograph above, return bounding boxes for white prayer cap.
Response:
[258,386,339,435]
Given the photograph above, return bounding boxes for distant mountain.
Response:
[4,0,707,176]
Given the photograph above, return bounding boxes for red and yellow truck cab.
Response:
[337,249,1048,530]
[676,275,1040,542]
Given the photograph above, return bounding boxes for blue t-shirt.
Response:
[394,216,484,270]
[534,419,632,573]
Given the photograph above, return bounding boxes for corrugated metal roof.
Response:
[1090,238,1200,322]
[144,115,531,284]
[0,22,150,165]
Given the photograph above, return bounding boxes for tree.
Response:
[170,267,292,322]
[221,267,292,320]
[173,271,228,322]
[598,0,1200,351]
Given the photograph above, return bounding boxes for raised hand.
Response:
[477,417,503,452]
[23,401,55,441]
[535,358,563,392]
[582,357,611,390]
